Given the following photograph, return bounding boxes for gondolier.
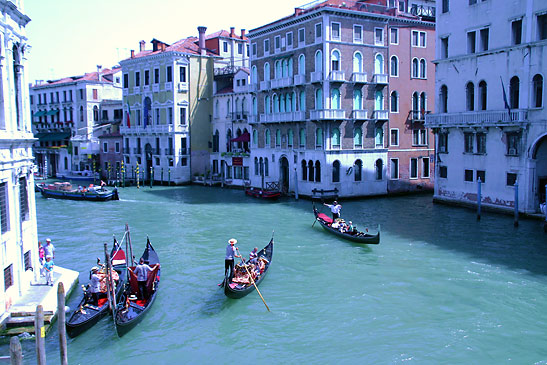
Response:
[225,238,240,278]
[324,201,342,220]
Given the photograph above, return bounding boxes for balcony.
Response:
[143,85,150,92]
[372,74,388,85]
[133,86,140,94]
[259,80,271,91]
[164,82,173,90]
[352,110,368,120]
[271,77,292,89]
[231,112,249,121]
[425,109,529,128]
[351,72,367,84]
[164,148,174,156]
[133,147,142,154]
[177,82,188,92]
[328,71,345,83]
[247,115,258,124]
[249,83,259,92]
[410,110,429,123]
[179,148,190,156]
[259,111,306,123]
[310,109,346,120]
[310,71,323,83]
[152,84,160,92]
[120,124,187,135]
[372,110,389,120]
[294,74,306,85]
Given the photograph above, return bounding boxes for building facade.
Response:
[426,0,547,214]
[30,67,122,178]
[248,0,435,198]
[0,0,40,319]
[119,28,249,184]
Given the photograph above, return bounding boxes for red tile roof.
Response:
[33,67,121,87]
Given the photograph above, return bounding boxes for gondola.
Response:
[66,240,127,338]
[313,206,380,244]
[245,187,281,200]
[223,235,273,299]
[114,238,160,337]
[41,183,119,201]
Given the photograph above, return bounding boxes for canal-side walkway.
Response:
[0,266,78,337]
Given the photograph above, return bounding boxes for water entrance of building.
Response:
[279,156,289,193]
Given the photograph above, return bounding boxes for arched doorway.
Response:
[279,156,289,193]
[144,143,153,183]
[532,134,547,209]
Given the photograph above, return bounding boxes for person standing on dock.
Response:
[44,257,54,286]
[225,238,241,278]
[44,238,55,259]
[324,201,342,220]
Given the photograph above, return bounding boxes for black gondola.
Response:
[114,238,160,337]
[66,241,127,338]
[313,206,380,244]
[223,235,273,299]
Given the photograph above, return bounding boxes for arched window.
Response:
[275,60,281,79]
[412,92,419,114]
[354,159,363,181]
[265,96,270,114]
[252,129,258,146]
[298,54,306,75]
[226,99,231,117]
[316,127,323,148]
[93,106,99,122]
[419,59,426,78]
[332,160,340,183]
[440,85,448,113]
[299,91,306,111]
[353,89,362,110]
[215,100,219,118]
[478,81,487,110]
[275,129,281,147]
[273,94,279,113]
[80,106,84,122]
[510,76,519,109]
[315,50,323,73]
[315,161,321,182]
[315,88,323,110]
[301,159,307,180]
[353,52,363,73]
[331,88,340,109]
[254,157,259,175]
[251,66,258,85]
[533,74,543,108]
[375,90,384,111]
[288,129,294,147]
[308,160,315,182]
[420,92,427,114]
[259,157,263,176]
[332,127,340,148]
[354,126,362,148]
[265,129,271,147]
[390,56,398,77]
[375,159,383,180]
[279,94,285,113]
[264,158,269,176]
[299,128,306,148]
[241,97,247,115]
[264,62,270,81]
[390,91,399,113]
[226,128,232,152]
[331,50,340,71]
[235,97,241,114]
[466,82,475,111]
[412,58,419,78]
[243,128,249,152]
[375,126,384,147]
[283,59,289,77]
[288,58,294,77]
[375,54,384,74]
[252,97,257,115]
[213,130,219,152]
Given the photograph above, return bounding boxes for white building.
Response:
[0,0,40,319]
[426,0,547,214]
[30,67,122,177]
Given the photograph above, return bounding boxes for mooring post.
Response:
[161,168,164,185]
[57,282,68,365]
[10,336,23,365]
[477,177,482,221]
[136,164,140,189]
[150,166,153,188]
[35,304,46,365]
[544,184,547,233]
[168,169,171,186]
[514,179,519,227]
[293,167,299,200]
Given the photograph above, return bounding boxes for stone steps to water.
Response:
[5,314,53,328]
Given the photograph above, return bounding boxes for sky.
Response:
[24,0,304,83]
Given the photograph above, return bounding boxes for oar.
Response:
[235,248,270,312]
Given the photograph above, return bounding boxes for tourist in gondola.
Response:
[225,238,241,277]
[249,247,258,264]
[324,201,342,220]
[134,258,157,300]
[89,267,101,306]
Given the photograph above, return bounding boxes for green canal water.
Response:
[10,186,547,363]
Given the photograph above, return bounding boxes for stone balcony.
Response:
[310,71,323,83]
[352,110,368,120]
[270,77,293,89]
[259,111,306,123]
[372,73,388,85]
[294,74,306,85]
[425,109,529,128]
[310,109,346,120]
[351,72,367,83]
[328,71,345,82]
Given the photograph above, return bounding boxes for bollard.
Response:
[294,167,299,200]
[477,177,482,221]
[58,283,68,365]
[35,304,46,365]
[168,169,171,186]
[514,179,519,227]
[161,168,164,186]
[136,164,140,189]
[10,336,23,365]
[150,166,153,188]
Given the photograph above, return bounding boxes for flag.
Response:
[500,76,511,113]
[126,103,131,128]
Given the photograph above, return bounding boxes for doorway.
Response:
[279,156,289,193]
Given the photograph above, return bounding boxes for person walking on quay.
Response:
[133,258,156,299]
[225,238,241,278]
[38,241,45,276]
[324,201,342,220]
[44,238,55,259]
[44,256,54,286]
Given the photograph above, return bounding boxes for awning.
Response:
[230,132,250,143]
[33,111,46,117]
[34,132,70,142]
[46,109,59,115]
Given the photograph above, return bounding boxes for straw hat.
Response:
[229,238,237,245]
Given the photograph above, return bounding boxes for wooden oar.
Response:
[235,248,270,312]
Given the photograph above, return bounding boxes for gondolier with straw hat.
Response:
[225,238,241,279]
[324,201,342,220]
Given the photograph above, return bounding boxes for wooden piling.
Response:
[477,178,482,221]
[57,282,68,365]
[514,179,519,227]
[35,304,46,365]
[9,336,23,365]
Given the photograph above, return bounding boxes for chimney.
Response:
[139,40,146,52]
[295,8,303,16]
[230,27,235,37]
[241,29,246,39]
[97,65,102,81]
[198,26,207,56]
[131,50,135,58]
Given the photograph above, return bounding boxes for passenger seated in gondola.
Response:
[257,257,269,274]
[232,264,250,284]
[249,247,258,264]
